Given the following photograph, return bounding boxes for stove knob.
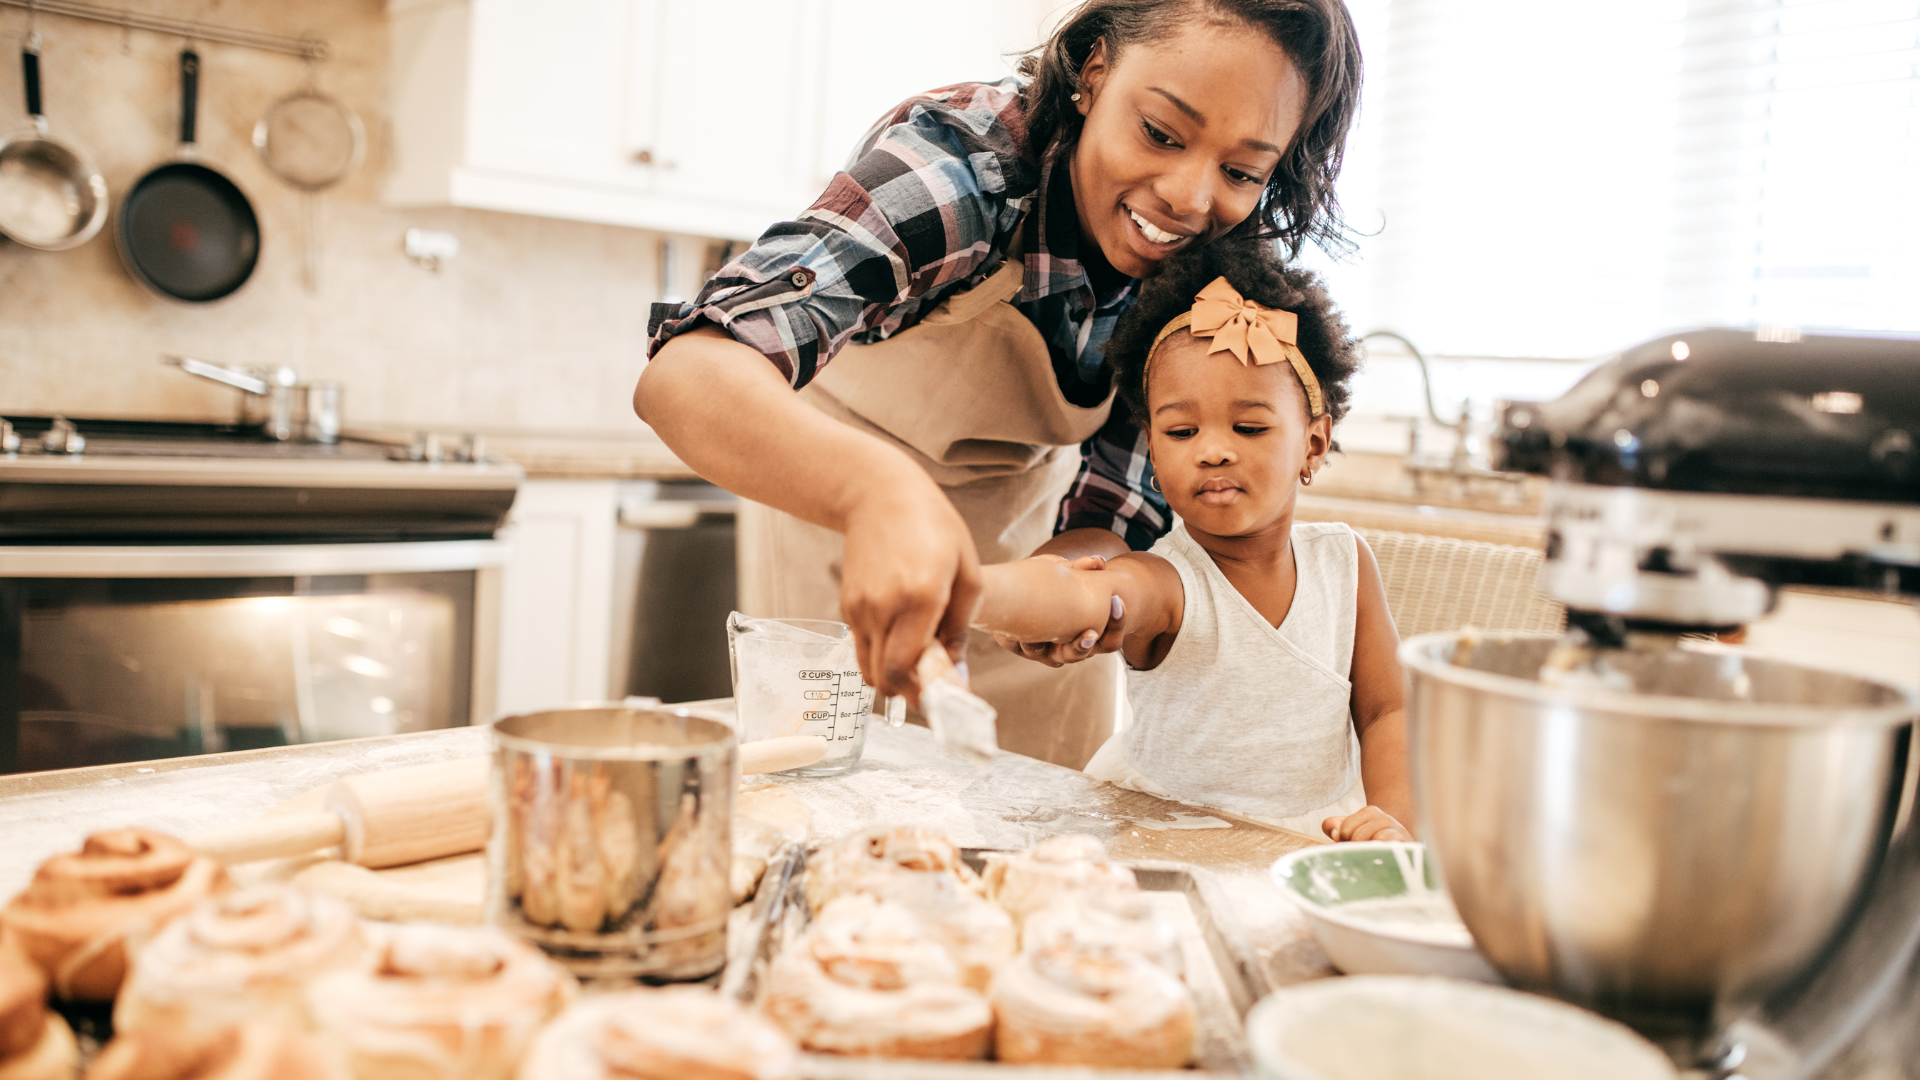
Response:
[409,431,444,463]
[41,416,84,455]
[0,419,19,453]
[457,433,486,463]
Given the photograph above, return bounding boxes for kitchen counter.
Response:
[0,718,1336,989]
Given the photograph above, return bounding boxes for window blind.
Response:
[1312,0,1920,360]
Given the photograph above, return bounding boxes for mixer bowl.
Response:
[1403,632,1917,1037]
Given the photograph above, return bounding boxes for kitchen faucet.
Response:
[1359,330,1526,505]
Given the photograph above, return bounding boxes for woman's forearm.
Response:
[635,326,930,530]
[1355,709,1415,831]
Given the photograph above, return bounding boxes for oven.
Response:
[0,416,520,774]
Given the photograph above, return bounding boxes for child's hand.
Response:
[1321,805,1411,843]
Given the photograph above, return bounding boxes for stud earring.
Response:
[1070,92,1082,102]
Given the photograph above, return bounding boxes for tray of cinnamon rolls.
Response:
[0,818,1259,1079]
[733,826,1270,1077]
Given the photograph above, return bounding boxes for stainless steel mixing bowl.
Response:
[1404,632,1917,1036]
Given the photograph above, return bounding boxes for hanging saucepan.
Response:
[0,32,108,250]
[117,49,260,302]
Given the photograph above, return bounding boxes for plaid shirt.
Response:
[647,78,1170,551]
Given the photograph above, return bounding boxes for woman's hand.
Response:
[991,555,1128,667]
[1321,806,1412,843]
[839,477,982,701]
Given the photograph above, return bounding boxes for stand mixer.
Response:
[1402,328,1920,1078]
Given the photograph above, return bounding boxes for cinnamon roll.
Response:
[979,834,1136,926]
[0,940,75,1080]
[114,887,367,1035]
[1021,888,1183,978]
[517,987,795,1080]
[853,872,1015,992]
[989,926,1195,1068]
[309,923,573,1080]
[803,826,980,914]
[764,894,991,1060]
[83,1021,344,1080]
[0,829,228,1002]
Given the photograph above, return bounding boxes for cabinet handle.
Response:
[631,149,675,170]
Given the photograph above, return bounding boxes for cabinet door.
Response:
[647,0,826,223]
[495,480,620,715]
[811,0,1043,192]
[465,0,653,190]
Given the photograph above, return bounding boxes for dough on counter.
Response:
[804,825,980,914]
[989,915,1195,1068]
[516,987,796,1080]
[764,894,991,1060]
[309,923,573,1080]
[979,833,1136,927]
[730,786,813,907]
[0,939,75,1080]
[114,886,368,1035]
[291,855,485,926]
[83,1021,346,1080]
[0,828,229,1002]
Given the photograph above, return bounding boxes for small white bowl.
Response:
[1270,842,1500,982]
[1247,976,1679,1080]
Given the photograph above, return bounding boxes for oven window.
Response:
[4,572,473,773]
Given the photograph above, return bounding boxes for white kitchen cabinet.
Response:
[494,479,620,716]
[386,0,1055,241]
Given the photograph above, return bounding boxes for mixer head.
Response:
[1494,329,1920,644]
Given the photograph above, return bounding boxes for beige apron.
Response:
[735,251,1121,769]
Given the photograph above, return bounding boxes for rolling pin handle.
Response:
[189,812,347,865]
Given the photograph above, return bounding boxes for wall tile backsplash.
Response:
[0,0,692,434]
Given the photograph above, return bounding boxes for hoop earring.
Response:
[1300,471,1314,486]
[1070,92,1082,102]
[1148,473,1161,492]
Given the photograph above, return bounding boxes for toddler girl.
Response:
[971,243,1411,842]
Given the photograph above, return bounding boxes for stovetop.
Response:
[0,417,522,544]
[4,416,400,460]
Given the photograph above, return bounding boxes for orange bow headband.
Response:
[1144,277,1325,418]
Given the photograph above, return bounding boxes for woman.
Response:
[636,0,1361,768]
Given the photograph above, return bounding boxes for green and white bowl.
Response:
[1246,976,1678,1080]
[1270,842,1500,982]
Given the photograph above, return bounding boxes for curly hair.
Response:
[1107,240,1358,432]
[1018,0,1362,260]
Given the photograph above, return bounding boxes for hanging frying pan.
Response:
[117,49,259,302]
[0,32,108,250]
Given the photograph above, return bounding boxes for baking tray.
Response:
[726,847,1271,1078]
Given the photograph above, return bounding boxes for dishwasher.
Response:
[613,480,737,704]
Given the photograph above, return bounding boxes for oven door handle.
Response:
[0,539,509,578]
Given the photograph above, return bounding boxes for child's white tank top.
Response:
[1113,520,1361,821]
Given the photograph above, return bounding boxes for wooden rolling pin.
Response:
[188,734,828,868]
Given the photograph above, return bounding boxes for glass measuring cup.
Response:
[725,613,900,776]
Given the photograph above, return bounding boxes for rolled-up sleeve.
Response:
[647,83,1034,389]
[1056,408,1171,551]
